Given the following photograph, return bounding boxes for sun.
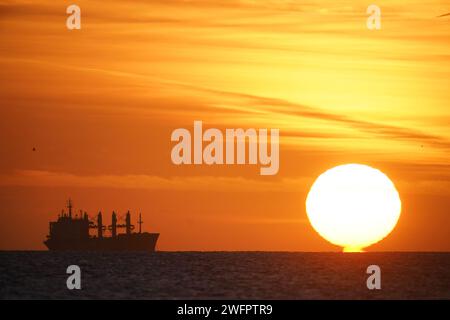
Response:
[306,164,401,252]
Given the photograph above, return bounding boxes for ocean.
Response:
[0,252,449,299]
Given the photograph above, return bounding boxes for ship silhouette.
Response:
[44,199,159,252]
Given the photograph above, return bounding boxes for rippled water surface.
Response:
[1,252,449,299]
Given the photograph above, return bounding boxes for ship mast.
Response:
[67,199,73,218]
[138,213,143,233]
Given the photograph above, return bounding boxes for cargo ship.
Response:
[44,200,159,252]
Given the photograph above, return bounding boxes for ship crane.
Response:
[113,211,135,235]
[138,213,143,234]
[88,211,107,238]
[79,209,143,238]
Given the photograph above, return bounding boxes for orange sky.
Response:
[0,0,449,251]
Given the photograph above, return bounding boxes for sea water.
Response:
[0,252,448,299]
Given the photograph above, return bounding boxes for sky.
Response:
[0,0,449,251]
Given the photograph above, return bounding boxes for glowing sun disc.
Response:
[306,164,401,252]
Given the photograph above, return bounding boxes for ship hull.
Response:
[44,233,159,252]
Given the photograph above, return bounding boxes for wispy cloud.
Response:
[1,169,449,195]
[0,170,312,192]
